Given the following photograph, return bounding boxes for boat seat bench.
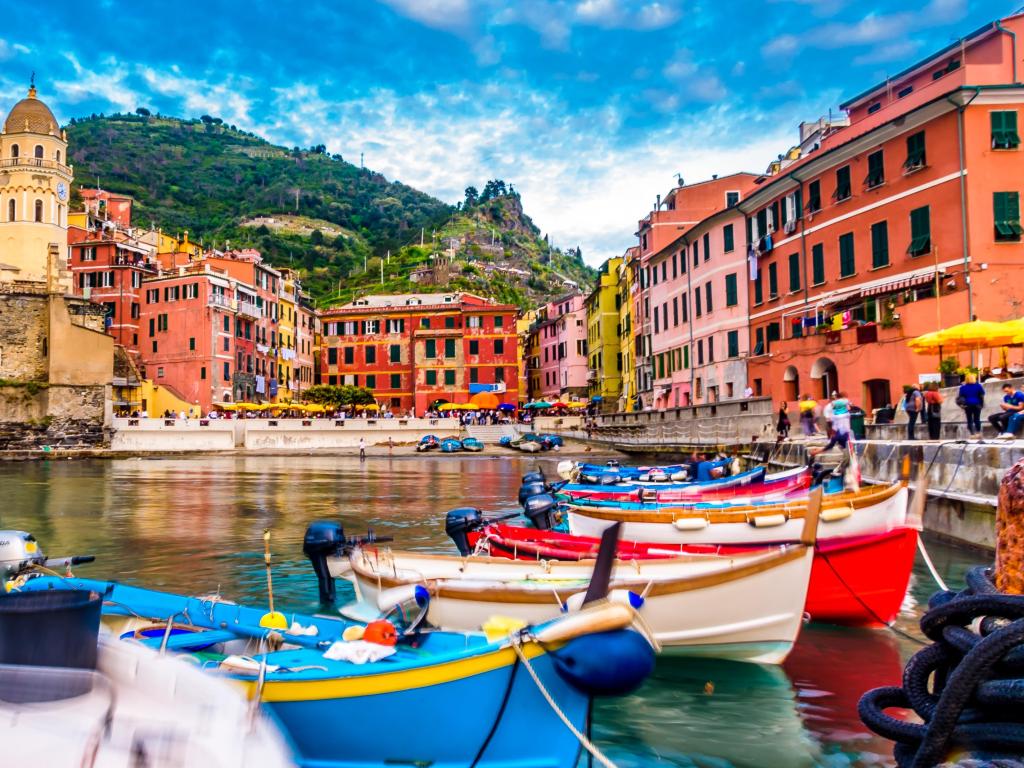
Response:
[137,629,238,651]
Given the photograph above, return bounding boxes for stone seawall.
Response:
[0,384,107,449]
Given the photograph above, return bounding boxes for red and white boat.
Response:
[559,466,812,504]
[466,521,917,628]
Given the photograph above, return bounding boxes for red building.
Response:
[742,14,1024,410]
[318,293,520,414]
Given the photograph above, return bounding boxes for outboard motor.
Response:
[518,481,549,506]
[303,521,345,605]
[523,493,558,530]
[0,531,46,579]
[522,470,545,485]
[445,507,483,556]
[599,474,619,486]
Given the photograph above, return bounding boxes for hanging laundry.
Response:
[831,314,842,331]
[748,246,759,281]
[842,310,852,325]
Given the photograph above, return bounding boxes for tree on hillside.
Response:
[135,107,151,117]
[463,186,479,207]
[310,229,324,245]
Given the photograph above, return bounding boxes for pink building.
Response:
[632,174,759,408]
[530,293,588,401]
[648,205,751,408]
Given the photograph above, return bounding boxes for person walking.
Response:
[776,402,791,441]
[798,394,818,436]
[957,374,985,437]
[903,384,924,441]
[924,382,944,440]
[358,437,366,461]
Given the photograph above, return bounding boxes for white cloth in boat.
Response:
[323,640,397,664]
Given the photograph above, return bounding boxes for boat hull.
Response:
[567,485,908,546]
[345,545,814,664]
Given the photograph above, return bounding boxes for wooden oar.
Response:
[260,528,288,629]
[581,522,621,606]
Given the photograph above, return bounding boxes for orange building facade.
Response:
[743,15,1024,410]
[318,293,519,414]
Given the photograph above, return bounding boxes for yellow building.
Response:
[585,257,623,412]
[618,248,636,412]
[516,308,537,403]
[277,268,298,401]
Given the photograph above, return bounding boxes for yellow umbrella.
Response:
[1000,318,1024,343]
[566,401,590,409]
[910,321,1021,355]
[438,402,471,412]
[303,404,327,413]
[217,403,239,411]
[359,403,381,411]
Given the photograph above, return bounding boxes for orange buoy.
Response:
[363,619,398,646]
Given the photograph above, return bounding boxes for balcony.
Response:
[208,294,232,309]
[237,300,261,319]
[0,157,72,175]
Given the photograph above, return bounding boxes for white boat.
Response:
[0,633,295,768]
[337,533,817,665]
[566,483,908,546]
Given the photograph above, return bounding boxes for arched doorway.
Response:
[863,378,892,411]
[783,366,800,401]
[811,357,838,399]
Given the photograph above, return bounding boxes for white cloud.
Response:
[852,39,921,66]
[0,39,29,61]
[53,53,141,114]
[262,81,788,265]
[761,34,800,59]
[662,50,727,102]
[138,66,253,127]
[376,0,473,33]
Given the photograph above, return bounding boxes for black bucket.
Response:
[0,590,102,670]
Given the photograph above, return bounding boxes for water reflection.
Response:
[0,455,992,768]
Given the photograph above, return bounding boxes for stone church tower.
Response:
[0,83,113,449]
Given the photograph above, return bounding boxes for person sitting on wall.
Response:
[993,383,1024,439]
[874,403,896,424]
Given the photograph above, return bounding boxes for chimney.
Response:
[712,174,718,180]
[655,194,661,211]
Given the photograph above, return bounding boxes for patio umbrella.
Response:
[303,404,327,413]
[524,401,551,409]
[470,392,500,410]
[359,403,381,411]
[497,403,517,411]
[438,402,463,412]
[566,401,590,409]
[217,403,239,411]
[550,401,569,409]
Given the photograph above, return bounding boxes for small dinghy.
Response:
[416,434,439,452]
[517,439,541,453]
[461,436,484,452]
[439,436,462,452]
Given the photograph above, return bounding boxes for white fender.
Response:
[821,506,853,522]
[376,584,426,612]
[556,460,576,480]
[673,517,709,531]
[749,513,787,528]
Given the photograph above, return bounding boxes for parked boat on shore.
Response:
[439,436,462,452]
[416,434,439,451]
[461,436,484,452]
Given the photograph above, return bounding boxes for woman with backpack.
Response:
[957,373,985,437]
[903,383,924,440]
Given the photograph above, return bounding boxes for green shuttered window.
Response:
[839,233,855,278]
[724,273,737,307]
[908,207,931,256]
[994,192,1023,241]
[992,111,1021,150]
[871,221,889,268]
[905,131,926,170]
[812,243,825,285]
[788,252,800,292]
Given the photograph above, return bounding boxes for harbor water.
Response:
[2,454,988,767]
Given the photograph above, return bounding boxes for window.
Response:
[705,281,713,312]
[157,314,168,332]
[898,85,914,98]
[807,180,821,212]
[389,344,401,363]
[692,241,699,267]
[727,330,739,358]
[366,374,376,388]
[386,318,405,333]
[756,208,768,239]
[147,289,159,304]
[788,252,800,292]
[839,232,855,277]
[200,366,206,380]
[469,368,478,384]
[768,262,778,298]
[420,318,430,329]
[223,337,230,352]
[767,322,780,349]
[754,327,764,355]
[992,111,1020,150]
[672,296,679,326]
[707,336,714,363]
[865,150,884,188]
[444,369,455,385]
[723,224,734,253]
[494,338,504,355]
[905,131,926,171]
[152,340,158,353]
[753,270,763,305]
[469,340,479,355]
[425,339,436,358]
[909,207,931,256]
[812,244,825,285]
[34,199,42,222]
[189,337,195,351]
[34,145,43,159]
[834,166,851,201]
[7,199,13,221]
[467,316,482,329]
[726,191,740,207]
[444,316,456,329]
[694,286,702,317]
[495,367,504,383]
[425,369,437,386]
[9,144,17,159]
[366,346,376,364]
[703,233,710,261]
[696,339,704,366]
[327,348,338,365]
[344,347,354,364]
[653,308,660,334]
[391,374,401,389]
[867,102,881,115]
[871,221,890,268]
[681,294,688,323]
[725,273,738,306]
[994,192,1022,242]
[444,338,455,357]
[148,318,155,336]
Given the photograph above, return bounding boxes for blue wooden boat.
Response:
[539,434,564,447]
[15,575,654,768]
[440,436,463,452]
[559,465,768,495]
[416,434,439,452]
[461,436,484,452]
[498,435,514,448]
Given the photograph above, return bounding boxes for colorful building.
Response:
[278,267,317,402]
[517,307,538,406]
[743,13,1024,410]
[585,257,623,410]
[632,175,759,409]
[647,202,753,408]
[318,293,519,414]
[617,248,636,411]
[528,293,588,401]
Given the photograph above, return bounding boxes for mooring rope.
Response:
[859,566,1024,767]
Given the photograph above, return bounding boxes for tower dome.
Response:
[4,85,59,135]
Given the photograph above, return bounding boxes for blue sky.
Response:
[0,0,1008,264]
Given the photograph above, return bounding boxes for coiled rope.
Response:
[859,566,1024,767]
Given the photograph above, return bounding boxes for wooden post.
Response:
[800,486,824,547]
[996,459,1024,594]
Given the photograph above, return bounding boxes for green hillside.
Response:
[66,113,595,306]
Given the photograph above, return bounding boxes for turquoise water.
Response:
[0,454,988,767]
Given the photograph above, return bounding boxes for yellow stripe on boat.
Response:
[240,642,549,703]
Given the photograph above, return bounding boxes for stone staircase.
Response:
[465,424,518,443]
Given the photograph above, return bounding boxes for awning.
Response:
[860,272,934,297]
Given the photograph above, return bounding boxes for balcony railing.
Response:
[208,294,232,309]
[0,157,71,174]
[237,301,261,319]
